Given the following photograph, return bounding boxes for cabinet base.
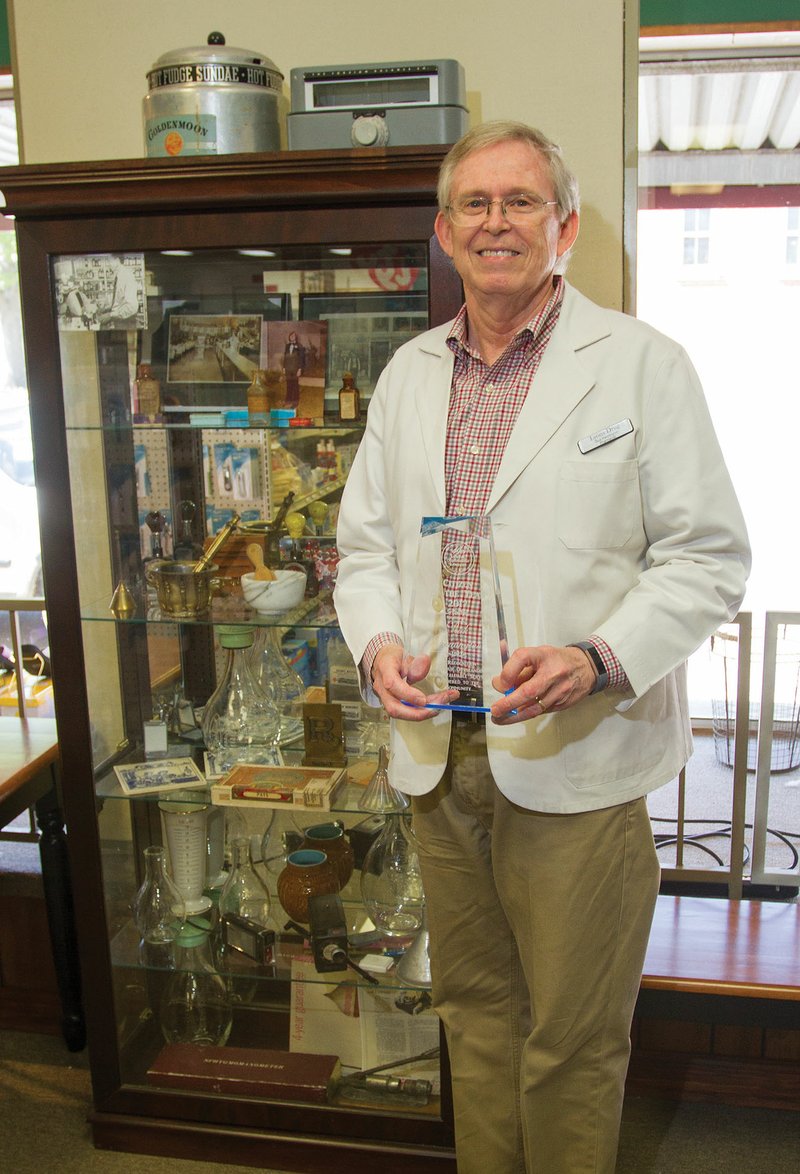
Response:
[90,1111,457,1173]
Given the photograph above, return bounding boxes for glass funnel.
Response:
[358,745,409,813]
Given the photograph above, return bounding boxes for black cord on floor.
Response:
[651,817,800,870]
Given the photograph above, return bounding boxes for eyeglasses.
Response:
[447,193,559,225]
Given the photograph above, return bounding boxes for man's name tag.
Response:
[578,418,634,454]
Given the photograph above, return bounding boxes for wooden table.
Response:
[0,716,85,1050]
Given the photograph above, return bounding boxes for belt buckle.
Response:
[455,687,483,723]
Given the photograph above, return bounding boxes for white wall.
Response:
[8,0,633,311]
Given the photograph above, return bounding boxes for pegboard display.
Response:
[133,427,173,559]
[201,427,271,535]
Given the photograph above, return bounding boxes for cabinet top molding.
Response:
[0,145,450,220]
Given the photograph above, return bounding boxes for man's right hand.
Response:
[371,644,457,721]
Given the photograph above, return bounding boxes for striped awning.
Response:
[639,50,800,187]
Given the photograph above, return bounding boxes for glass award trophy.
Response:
[403,515,510,713]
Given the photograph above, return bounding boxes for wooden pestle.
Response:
[247,543,276,581]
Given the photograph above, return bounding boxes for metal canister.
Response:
[143,31,283,157]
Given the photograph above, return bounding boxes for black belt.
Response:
[451,687,485,724]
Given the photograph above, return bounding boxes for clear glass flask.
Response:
[159,919,233,1046]
[131,845,186,940]
[219,836,272,925]
[201,625,280,773]
[218,835,272,1005]
[360,813,424,936]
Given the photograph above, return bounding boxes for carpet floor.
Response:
[1,1029,798,1174]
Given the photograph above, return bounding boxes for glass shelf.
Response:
[276,473,348,513]
[95,759,378,807]
[66,419,364,436]
[110,918,423,994]
[81,588,340,628]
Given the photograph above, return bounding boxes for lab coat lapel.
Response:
[487,286,611,511]
[414,331,454,513]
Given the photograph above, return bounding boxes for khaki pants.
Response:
[412,720,660,1174]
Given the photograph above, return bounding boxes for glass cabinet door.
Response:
[54,238,449,1135]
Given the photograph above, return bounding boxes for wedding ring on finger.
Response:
[535,695,548,711]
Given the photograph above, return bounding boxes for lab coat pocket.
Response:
[559,696,666,788]
[557,459,640,549]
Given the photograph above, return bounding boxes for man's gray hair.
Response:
[437,120,581,223]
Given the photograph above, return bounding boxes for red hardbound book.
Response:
[147,1043,341,1104]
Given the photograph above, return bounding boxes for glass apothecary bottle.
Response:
[159,920,233,1046]
[219,836,272,925]
[133,362,162,422]
[249,625,305,745]
[337,370,361,422]
[246,367,270,424]
[201,625,280,774]
[131,844,186,967]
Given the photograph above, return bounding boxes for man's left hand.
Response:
[490,644,597,723]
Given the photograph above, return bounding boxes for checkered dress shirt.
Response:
[363,277,627,693]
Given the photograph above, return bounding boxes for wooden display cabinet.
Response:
[0,148,462,1171]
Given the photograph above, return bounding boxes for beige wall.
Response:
[8,0,635,309]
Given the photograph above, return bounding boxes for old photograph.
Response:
[167,313,263,383]
[54,252,147,331]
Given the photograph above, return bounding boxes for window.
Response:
[0,78,49,716]
[682,208,710,265]
[637,31,800,889]
[787,208,798,265]
[0,79,40,602]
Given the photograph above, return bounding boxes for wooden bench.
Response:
[629,893,800,1109]
[642,893,800,1003]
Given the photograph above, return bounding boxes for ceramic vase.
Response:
[277,849,339,924]
[301,822,354,889]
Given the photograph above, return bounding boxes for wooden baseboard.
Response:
[626,1050,800,1111]
[0,885,61,1034]
[90,1112,457,1173]
[0,987,61,1035]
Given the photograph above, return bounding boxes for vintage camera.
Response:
[221,913,275,964]
[307,892,349,973]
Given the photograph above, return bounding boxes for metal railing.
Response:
[0,594,48,720]
[2,597,796,894]
[0,594,48,843]
[751,610,800,888]
[656,611,800,898]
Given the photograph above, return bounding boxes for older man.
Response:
[334,121,750,1173]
